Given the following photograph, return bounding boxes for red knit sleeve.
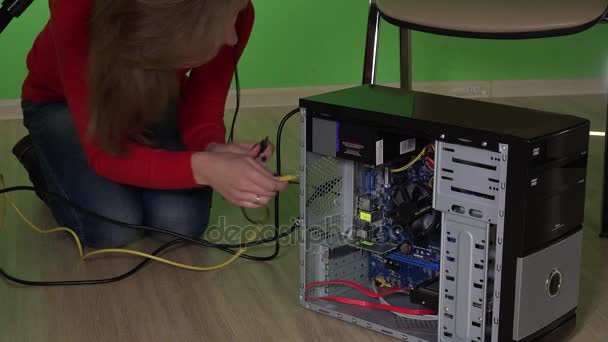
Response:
[177,2,255,151]
[48,0,200,189]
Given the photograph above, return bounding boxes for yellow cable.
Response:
[6,194,85,256]
[1,179,250,271]
[277,175,297,182]
[390,145,434,173]
[82,248,242,272]
[390,148,426,173]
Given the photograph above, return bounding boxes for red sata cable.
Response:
[304,280,437,316]
[424,157,435,170]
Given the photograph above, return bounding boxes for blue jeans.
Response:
[21,101,213,248]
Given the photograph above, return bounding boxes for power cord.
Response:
[0,106,302,286]
[227,8,244,144]
[0,182,296,256]
[225,45,301,246]
[0,187,297,286]
[0,239,187,287]
[227,60,241,144]
[241,207,259,225]
[1,188,248,268]
[268,108,301,260]
[229,107,301,260]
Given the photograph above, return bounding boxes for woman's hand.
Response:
[206,141,273,163]
[191,152,287,208]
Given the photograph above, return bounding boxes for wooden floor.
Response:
[0,96,607,342]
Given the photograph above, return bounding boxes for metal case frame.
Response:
[299,109,509,342]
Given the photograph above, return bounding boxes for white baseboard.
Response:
[0,100,22,120]
[1,78,606,120]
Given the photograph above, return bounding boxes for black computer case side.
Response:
[522,126,590,255]
[498,123,589,342]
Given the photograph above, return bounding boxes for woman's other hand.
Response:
[191,152,287,208]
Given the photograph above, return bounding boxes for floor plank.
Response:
[0,96,607,342]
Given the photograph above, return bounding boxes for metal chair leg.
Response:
[399,28,412,90]
[363,0,381,85]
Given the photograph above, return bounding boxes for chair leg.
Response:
[362,0,381,85]
[601,105,608,238]
[399,28,412,90]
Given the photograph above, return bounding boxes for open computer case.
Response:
[298,85,589,342]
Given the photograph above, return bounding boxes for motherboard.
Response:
[349,143,441,289]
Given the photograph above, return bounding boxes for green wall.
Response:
[1,0,608,99]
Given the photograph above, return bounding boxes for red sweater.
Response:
[21,1,254,189]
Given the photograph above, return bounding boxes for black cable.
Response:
[225,22,299,232]
[0,223,298,287]
[227,64,240,143]
[241,207,258,225]
[0,239,186,286]
[0,108,302,258]
[0,105,301,284]
[0,185,294,261]
[0,185,296,248]
[271,108,301,259]
[227,21,262,228]
[216,108,301,259]
[227,11,243,144]
[228,108,301,259]
[228,44,251,225]
[1,57,299,283]
[1,5,301,283]
[223,26,300,252]
[230,66,241,143]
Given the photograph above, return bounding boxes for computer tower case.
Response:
[298,85,589,342]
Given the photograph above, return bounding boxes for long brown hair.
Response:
[89,0,243,155]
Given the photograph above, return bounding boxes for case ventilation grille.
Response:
[306,156,344,246]
[393,317,438,330]
[306,156,343,217]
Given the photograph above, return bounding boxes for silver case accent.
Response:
[512,231,583,340]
